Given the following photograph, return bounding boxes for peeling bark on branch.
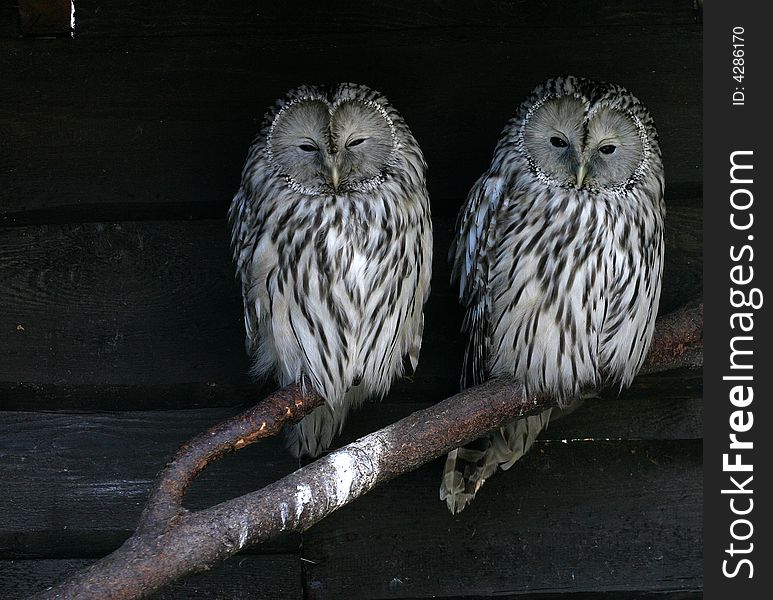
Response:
[32,303,703,600]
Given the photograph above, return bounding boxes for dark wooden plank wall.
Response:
[1,1,702,598]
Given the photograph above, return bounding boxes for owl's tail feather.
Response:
[285,384,367,458]
[285,402,345,458]
[440,408,555,514]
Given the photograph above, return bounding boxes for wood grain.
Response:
[341,373,703,444]
[0,408,301,559]
[0,383,699,560]
[0,0,20,37]
[0,411,700,598]
[380,594,702,600]
[69,0,699,38]
[302,440,702,599]
[1,555,303,599]
[0,25,701,221]
[0,220,248,386]
[661,200,703,314]
[17,0,72,37]
[0,211,700,395]
[0,4,702,595]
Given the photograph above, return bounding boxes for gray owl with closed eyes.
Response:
[441,76,665,513]
[229,84,432,458]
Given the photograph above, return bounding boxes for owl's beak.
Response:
[323,153,341,192]
[330,164,340,191]
[575,164,588,190]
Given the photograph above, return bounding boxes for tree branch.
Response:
[33,302,703,600]
[639,301,703,374]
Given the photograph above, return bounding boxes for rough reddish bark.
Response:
[32,304,703,600]
[640,301,703,374]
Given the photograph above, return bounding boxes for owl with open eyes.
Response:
[441,76,665,513]
[229,83,432,458]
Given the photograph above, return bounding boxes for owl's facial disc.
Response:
[329,100,396,191]
[582,107,645,189]
[522,97,646,191]
[268,99,332,193]
[522,96,585,188]
[268,98,395,195]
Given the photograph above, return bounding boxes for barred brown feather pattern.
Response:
[229,84,432,457]
[443,76,665,513]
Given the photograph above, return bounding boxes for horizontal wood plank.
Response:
[661,201,703,315]
[0,25,701,221]
[17,0,72,37]
[0,410,701,598]
[406,593,702,600]
[302,440,702,599]
[0,220,248,386]
[0,3,703,597]
[67,0,699,38]
[341,372,703,445]
[1,1,702,40]
[0,211,700,395]
[0,381,265,412]
[0,381,699,561]
[1,555,303,599]
[0,0,20,37]
[0,560,702,600]
[0,408,301,558]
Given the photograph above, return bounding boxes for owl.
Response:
[441,76,665,513]
[228,84,432,458]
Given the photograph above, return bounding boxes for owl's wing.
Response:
[450,173,505,387]
[404,186,433,374]
[227,185,263,356]
[357,182,432,398]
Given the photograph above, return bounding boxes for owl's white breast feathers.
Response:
[454,174,664,400]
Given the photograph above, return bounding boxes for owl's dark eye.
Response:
[550,136,568,148]
[599,144,617,155]
[298,144,318,152]
[346,138,366,148]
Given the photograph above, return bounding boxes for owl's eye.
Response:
[346,138,366,148]
[599,144,617,155]
[298,144,318,152]
[550,136,568,148]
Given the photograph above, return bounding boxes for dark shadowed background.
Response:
[0,1,702,598]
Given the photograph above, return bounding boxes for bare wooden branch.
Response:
[33,303,702,600]
[139,384,324,527]
[639,301,703,374]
